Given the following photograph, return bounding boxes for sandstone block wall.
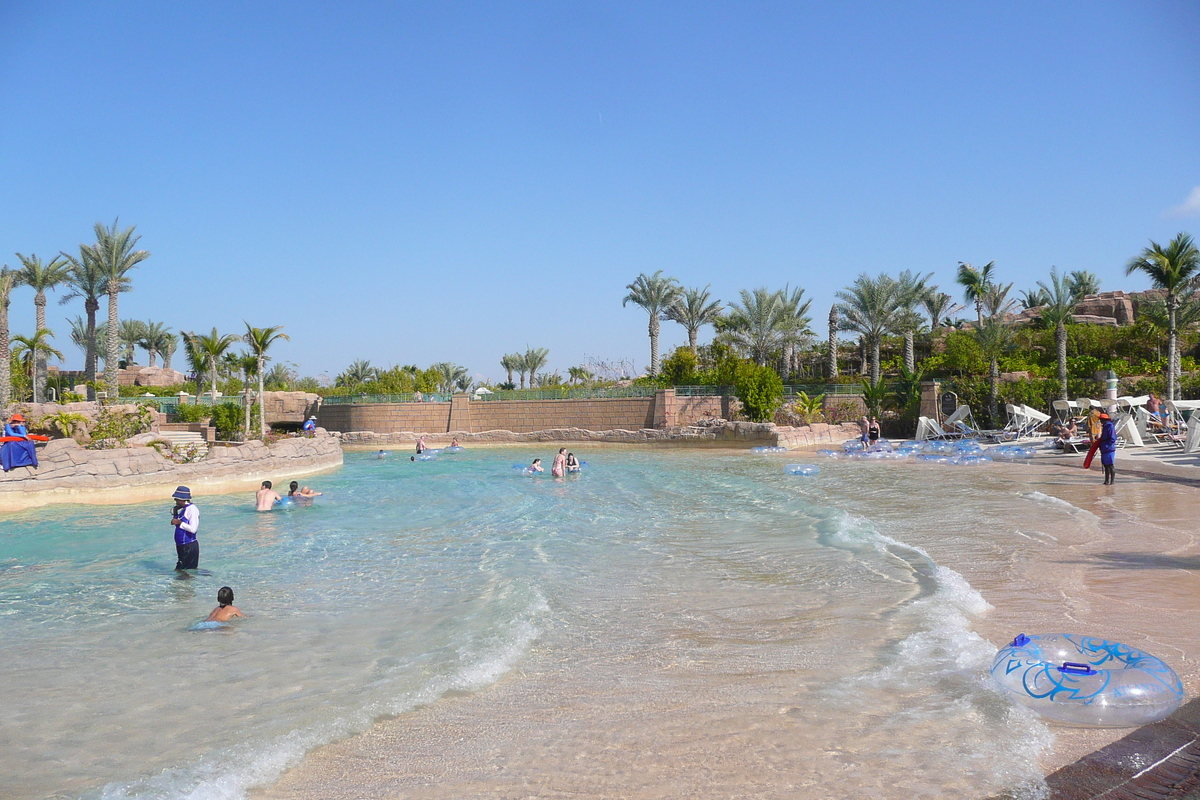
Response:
[470,397,655,434]
[317,402,453,435]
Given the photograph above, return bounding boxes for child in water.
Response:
[529,458,544,473]
[206,586,245,622]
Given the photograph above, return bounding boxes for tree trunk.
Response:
[827,306,838,379]
[148,347,157,368]
[903,331,915,373]
[33,292,46,404]
[105,288,119,399]
[989,357,1000,425]
[1055,322,1068,401]
[1167,295,1178,401]
[688,327,698,351]
[243,371,252,440]
[210,358,219,403]
[259,356,268,439]
[84,297,98,400]
[648,315,660,376]
[0,294,9,409]
[870,337,881,385]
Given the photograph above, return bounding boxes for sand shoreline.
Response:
[244,449,1200,800]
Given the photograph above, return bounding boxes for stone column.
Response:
[448,393,472,433]
[654,387,676,429]
[919,380,940,420]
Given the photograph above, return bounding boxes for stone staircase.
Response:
[156,430,209,457]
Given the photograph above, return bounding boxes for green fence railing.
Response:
[472,386,658,401]
[321,393,452,405]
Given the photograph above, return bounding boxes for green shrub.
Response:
[660,347,699,386]
[735,363,783,422]
[209,403,244,440]
[176,403,211,423]
[87,405,155,448]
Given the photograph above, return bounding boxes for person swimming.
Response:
[206,586,245,622]
[256,480,281,511]
[377,450,387,459]
[565,452,581,473]
[529,458,544,474]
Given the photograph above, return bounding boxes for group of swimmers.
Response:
[255,479,323,510]
[528,447,582,477]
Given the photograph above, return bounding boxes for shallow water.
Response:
[2,448,1198,800]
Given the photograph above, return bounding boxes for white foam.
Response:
[1018,491,1095,518]
[91,597,545,800]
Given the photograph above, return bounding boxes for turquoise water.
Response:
[1,448,1086,799]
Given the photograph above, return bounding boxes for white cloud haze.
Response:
[1170,186,1200,217]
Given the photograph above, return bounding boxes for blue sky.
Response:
[1,1,1198,383]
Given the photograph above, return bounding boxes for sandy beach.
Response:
[247,450,1200,800]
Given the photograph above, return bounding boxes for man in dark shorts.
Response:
[170,486,200,570]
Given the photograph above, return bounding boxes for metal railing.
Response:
[321,393,452,405]
[472,386,658,401]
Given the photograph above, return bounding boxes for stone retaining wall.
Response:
[338,421,861,449]
[0,431,343,511]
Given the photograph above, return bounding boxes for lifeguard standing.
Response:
[170,486,200,571]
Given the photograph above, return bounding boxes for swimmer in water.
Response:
[529,458,544,474]
[256,480,281,511]
[416,436,428,454]
[551,447,566,477]
[565,452,581,473]
[288,481,322,504]
[450,437,460,447]
[206,586,245,622]
[377,450,387,459]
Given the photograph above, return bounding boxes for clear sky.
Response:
[1,1,1198,384]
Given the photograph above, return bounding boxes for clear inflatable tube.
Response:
[991,633,1184,727]
[784,464,819,476]
[750,446,789,454]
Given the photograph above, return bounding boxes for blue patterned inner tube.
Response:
[991,633,1184,727]
[750,446,789,454]
[954,455,992,466]
[416,453,438,461]
[784,464,820,476]
[443,446,464,453]
[816,449,843,458]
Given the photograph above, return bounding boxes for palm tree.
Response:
[84,220,150,398]
[336,359,377,388]
[69,316,108,365]
[826,305,838,378]
[974,317,1013,425]
[835,273,902,384]
[1018,287,1050,310]
[0,267,16,408]
[187,328,239,401]
[14,253,71,403]
[244,324,290,439]
[568,366,592,385]
[720,287,788,366]
[777,286,813,380]
[523,348,549,386]
[499,353,520,387]
[895,271,932,372]
[1035,267,1083,401]
[160,331,178,371]
[12,329,65,398]
[1126,233,1200,401]
[513,353,529,389]
[430,362,468,394]
[956,261,997,328]
[139,321,171,367]
[60,246,122,400]
[1069,271,1101,298]
[622,271,681,376]
[921,291,963,330]
[665,285,722,351]
[223,352,258,440]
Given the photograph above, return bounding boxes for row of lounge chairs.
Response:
[915,403,1050,444]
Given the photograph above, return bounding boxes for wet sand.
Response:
[254,454,1200,800]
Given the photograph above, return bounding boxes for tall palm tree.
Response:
[244,324,290,439]
[523,348,549,386]
[835,273,902,385]
[622,271,681,376]
[665,285,723,351]
[1035,267,1082,401]
[14,253,71,403]
[117,319,147,364]
[1126,233,1200,401]
[60,247,123,400]
[499,353,519,387]
[160,331,178,371]
[895,271,933,372]
[69,317,109,367]
[187,328,239,402]
[12,329,65,398]
[568,365,592,385]
[974,317,1013,425]
[826,305,838,378]
[719,287,788,366]
[956,261,997,328]
[430,362,469,394]
[0,267,15,408]
[84,220,150,398]
[777,286,813,380]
